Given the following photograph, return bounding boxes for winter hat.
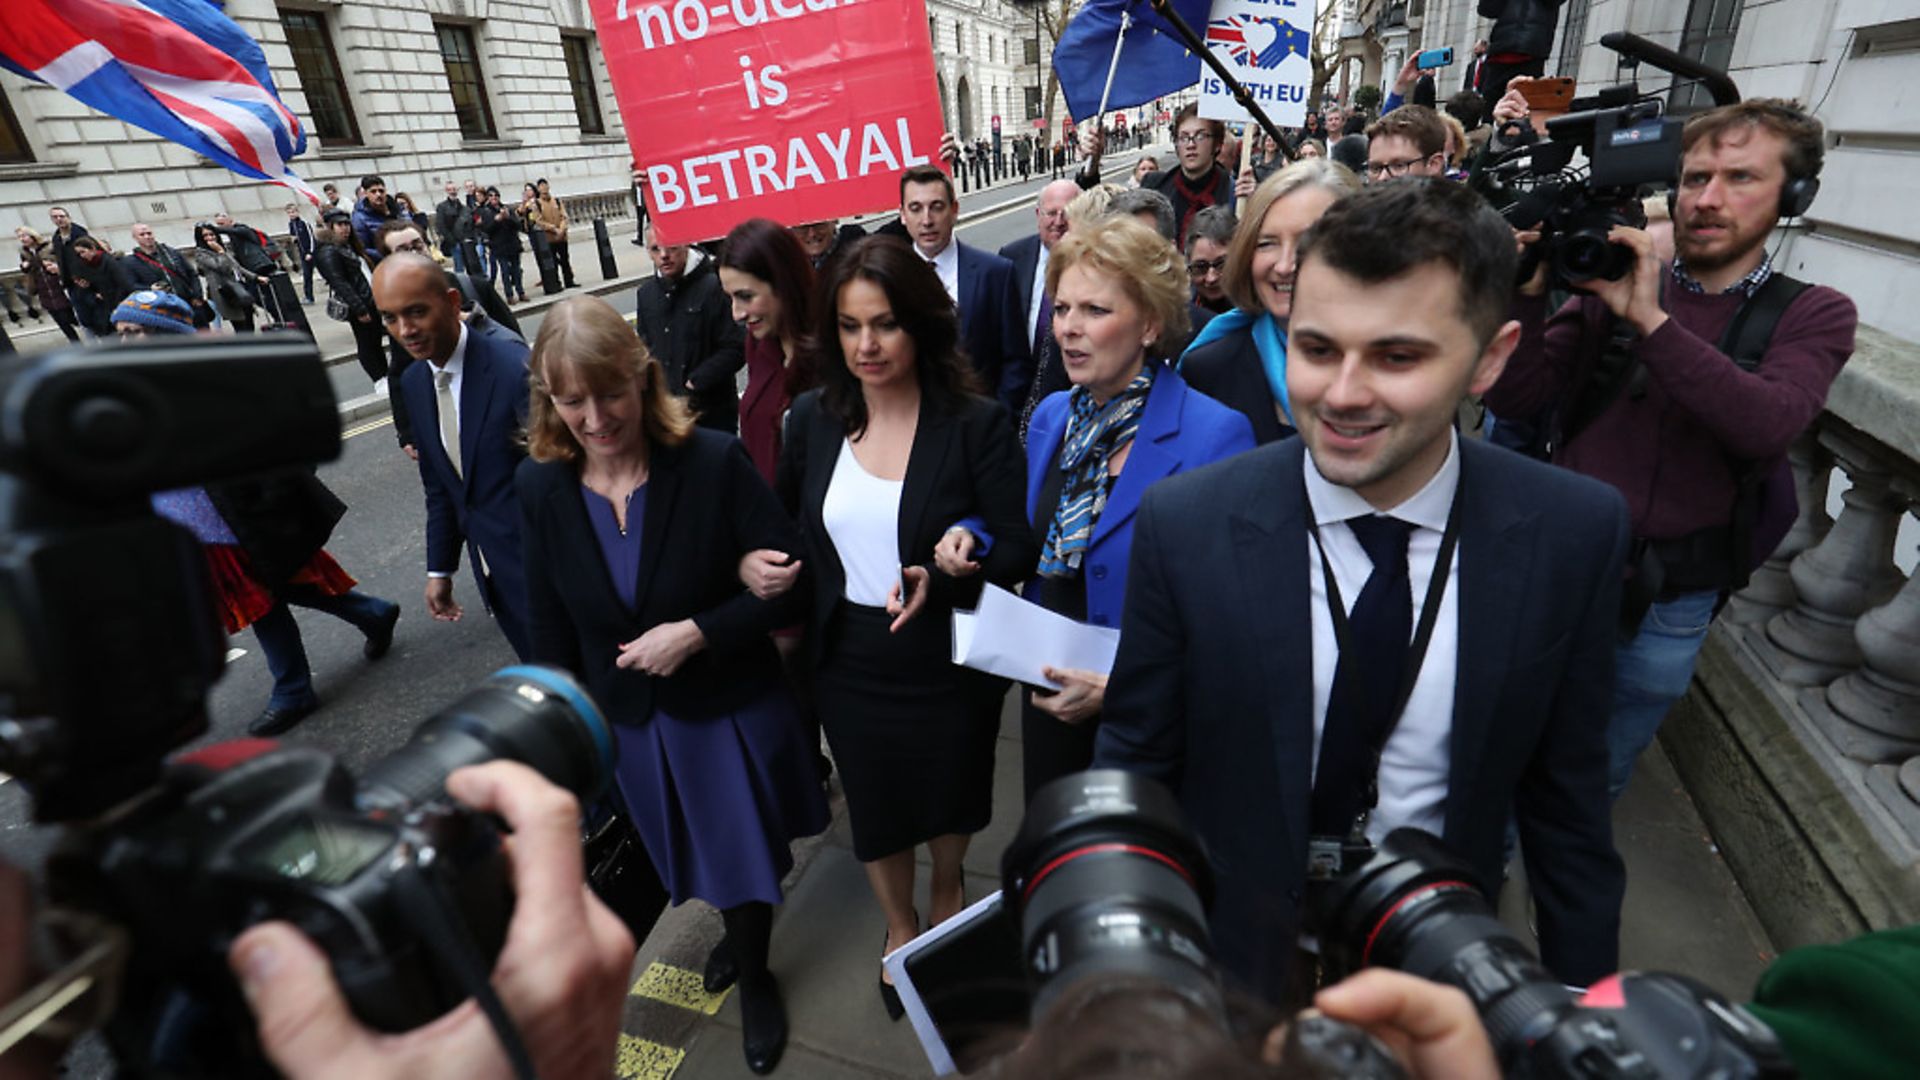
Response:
[111,290,196,334]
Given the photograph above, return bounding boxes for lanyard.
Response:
[1304,474,1464,831]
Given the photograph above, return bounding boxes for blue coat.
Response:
[401,325,533,657]
[1022,365,1255,628]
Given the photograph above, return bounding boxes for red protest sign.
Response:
[590,0,946,243]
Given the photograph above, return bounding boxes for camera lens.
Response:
[1001,770,1220,1023]
[356,664,614,812]
[1312,829,1575,1064]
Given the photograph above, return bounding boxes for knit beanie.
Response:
[111,290,196,334]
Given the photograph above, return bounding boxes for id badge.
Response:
[1306,836,1346,883]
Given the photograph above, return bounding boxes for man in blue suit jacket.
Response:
[374,253,533,659]
[1095,180,1628,1004]
[899,165,1031,411]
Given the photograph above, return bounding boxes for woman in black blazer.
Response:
[747,236,1037,1020]
[517,296,827,1075]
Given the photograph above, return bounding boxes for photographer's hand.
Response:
[229,762,635,1080]
[1296,969,1499,1080]
[1576,226,1669,337]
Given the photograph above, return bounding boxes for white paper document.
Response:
[950,583,1122,689]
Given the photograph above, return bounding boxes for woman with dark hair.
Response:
[719,218,816,487]
[312,209,388,384]
[745,236,1037,1021]
[190,224,258,333]
[390,191,431,237]
[517,296,828,1074]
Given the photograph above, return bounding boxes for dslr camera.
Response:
[0,337,614,1078]
[892,769,1793,1077]
[1485,32,1743,287]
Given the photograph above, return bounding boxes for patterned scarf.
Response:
[1038,365,1156,577]
[1171,166,1220,246]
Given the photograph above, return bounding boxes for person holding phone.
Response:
[749,235,1036,1023]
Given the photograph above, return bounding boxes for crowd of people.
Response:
[39,79,1866,1079]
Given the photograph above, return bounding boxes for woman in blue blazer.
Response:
[938,216,1255,799]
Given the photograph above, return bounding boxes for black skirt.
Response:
[814,603,1001,861]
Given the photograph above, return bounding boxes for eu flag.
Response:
[1052,0,1215,122]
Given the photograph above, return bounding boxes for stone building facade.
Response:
[929,0,1054,147]
[0,0,636,254]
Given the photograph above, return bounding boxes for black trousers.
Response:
[1021,693,1100,804]
[348,315,387,381]
[551,239,576,286]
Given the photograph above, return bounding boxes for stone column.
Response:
[1812,477,1920,760]
[1726,431,1834,625]
[1763,431,1907,686]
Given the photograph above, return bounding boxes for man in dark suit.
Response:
[1095,179,1628,1004]
[373,253,534,660]
[898,165,1030,410]
[997,179,1079,429]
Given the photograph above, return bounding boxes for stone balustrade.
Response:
[1665,322,1920,950]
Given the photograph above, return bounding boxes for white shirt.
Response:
[1303,432,1461,845]
[425,323,472,578]
[1026,242,1051,348]
[822,439,905,607]
[921,238,960,309]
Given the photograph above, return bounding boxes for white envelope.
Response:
[950,583,1122,689]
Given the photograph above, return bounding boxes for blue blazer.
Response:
[1022,365,1255,628]
[956,242,1032,411]
[401,325,533,655]
[1094,436,1630,1001]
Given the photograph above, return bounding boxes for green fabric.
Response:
[1745,923,1920,1079]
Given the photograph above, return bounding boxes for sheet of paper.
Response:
[949,583,1122,688]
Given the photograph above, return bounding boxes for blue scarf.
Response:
[1178,309,1291,425]
[1038,365,1156,577]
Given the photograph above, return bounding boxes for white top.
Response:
[823,438,906,607]
[921,239,960,309]
[1303,432,1462,845]
[1026,241,1051,348]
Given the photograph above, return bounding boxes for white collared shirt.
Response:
[1027,242,1051,347]
[1302,432,1461,844]
[921,238,960,309]
[426,322,472,578]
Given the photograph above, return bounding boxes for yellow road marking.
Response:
[614,1034,685,1080]
[342,415,394,440]
[630,961,730,1015]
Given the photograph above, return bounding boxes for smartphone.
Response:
[1517,76,1577,114]
[1416,47,1455,70]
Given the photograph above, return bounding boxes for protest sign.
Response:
[589,0,946,243]
[1198,0,1316,127]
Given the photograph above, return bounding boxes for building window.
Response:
[1025,85,1042,121]
[1671,0,1744,111]
[0,89,32,164]
[435,22,497,140]
[1025,37,1040,65]
[1558,0,1591,78]
[280,8,361,145]
[560,34,605,135]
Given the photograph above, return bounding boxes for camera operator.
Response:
[1483,97,1858,800]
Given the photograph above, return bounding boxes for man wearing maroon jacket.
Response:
[1484,98,1856,801]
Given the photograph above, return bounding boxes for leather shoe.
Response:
[738,974,787,1075]
[249,697,319,736]
[703,935,738,994]
[363,604,401,661]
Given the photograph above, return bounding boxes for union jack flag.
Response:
[1205,15,1311,71]
[0,0,318,203]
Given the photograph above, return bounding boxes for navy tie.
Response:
[1311,514,1416,838]
[1033,289,1052,351]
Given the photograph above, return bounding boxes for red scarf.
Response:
[1172,167,1219,244]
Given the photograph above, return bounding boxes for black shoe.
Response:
[738,974,788,1075]
[879,975,904,1022]
[363,604,401,660]
[703,934,738,994]
[27,308,41,319]
[249,697,319,736]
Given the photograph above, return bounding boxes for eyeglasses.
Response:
[1365,157,1432,180]
[1186,257,1227,277]
[1175,132,1214,147]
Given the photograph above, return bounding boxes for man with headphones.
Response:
[1484,98,1858,800]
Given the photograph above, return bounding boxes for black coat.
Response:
[777,388,1038,651]
[214,224,278,276]
[206,470,346,588]
[435,197,471,253]
[1481,0,1566,59]
[118,245,204,303]
[314,240,375,319]
[1180,323,1295,445]
[517,431,801,723]
[479,204,524,256]
[633,258,745,425]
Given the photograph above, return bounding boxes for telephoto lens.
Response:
[357,664,615,812]
[1000,770,1221,1025]
[1309,828,1579,1074]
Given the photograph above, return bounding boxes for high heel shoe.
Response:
[878,913,917,1022]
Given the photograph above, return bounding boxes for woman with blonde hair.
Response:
[1179,157,1361,443]
[516,295,828,1075]
[936,216,1254,797]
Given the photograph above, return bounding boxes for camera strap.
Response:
[1304,475,1465,840]
[391,862,538,1080]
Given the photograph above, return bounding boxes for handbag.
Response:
[324,286,351,322]
[582,797,666,944]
